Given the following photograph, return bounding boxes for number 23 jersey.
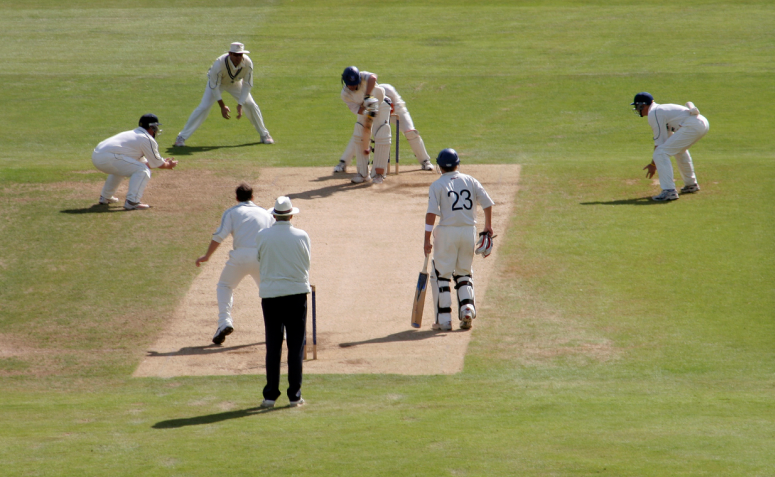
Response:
[427,171,494,226]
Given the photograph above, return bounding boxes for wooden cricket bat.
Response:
[411,254,430,328]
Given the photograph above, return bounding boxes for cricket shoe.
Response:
[350,173,371,184]
[212,325,233,345]
[420,160,434,171]
[333,161,347,173]
[432,322,452,331]
[459,305,476,330]
[372,174,385,184]
[680,183,700,194]
[651,189,679,202]
[174,135,186,147]
[99,196,119,205]
[289,397,305,407]
[124,200,151,210]
[260,399,275,408]
[261,135,275,144]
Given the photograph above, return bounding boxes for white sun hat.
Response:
[269,196,299,216]
[228,42,250,54]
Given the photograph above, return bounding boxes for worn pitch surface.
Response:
[134,164,520,377]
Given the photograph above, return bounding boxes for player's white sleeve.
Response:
[139,133,165,168]
[212,208,234,243]
[473,178,495,209]
[648,107,667,146]
[238,59,254,106]
[426,184,441,215]
[207,57,223,102]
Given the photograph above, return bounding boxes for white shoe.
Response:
[420,160,434,171]
[432,322,452,331]
[124,200,151,210]
[351,174,371,184]
[260,399,275,408]
[333,161,347,173]
[289,397,305,407]
[680,183,700,194]
[174,135,186,147]
[460,305,476,330]
[99,196,119,205]
[261,135,275,144]
[212,325,233,345]
[652,189,679,202]
[372,174,384,184]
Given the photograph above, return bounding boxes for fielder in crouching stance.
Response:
[632,92,709,202]
[339,66,392,184]
[195,183,274,345]
[424,149,494,331]
[174,42,273,147]
[91,114,177,210]
[334,82,434,173]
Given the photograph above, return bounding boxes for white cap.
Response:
[269,196,299,216]
[228,42,250,54]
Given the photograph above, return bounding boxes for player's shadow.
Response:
[339,329,445,348]
[163,142,263,156]
[60,204,126,214]
[144,342,263,357]
[286,178,374,201]
[152,406,283,429]
[579,196,663,206]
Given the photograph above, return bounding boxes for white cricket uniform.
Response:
[340,82,430,165]
[428,171,495,278]
[648,102,709,191]
[341,71,391,178]
[212,201,275,329]
[178,54,270,141]
[92,127,165,203]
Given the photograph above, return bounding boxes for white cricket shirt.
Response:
[93,127,165,168]
[206,53,254,105]
[648,102,693,146]
[427,171,494,227]
[255,222,311,298]
[212,201,274,249]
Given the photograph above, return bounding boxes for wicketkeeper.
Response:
[424,149,494,331]
[632,92,710,202]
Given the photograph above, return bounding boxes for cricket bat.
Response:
[411,254,430,328]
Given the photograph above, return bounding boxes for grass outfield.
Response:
[1,0,774,475]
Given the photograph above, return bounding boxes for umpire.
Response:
[256,196,311,408]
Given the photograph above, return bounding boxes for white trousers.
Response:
[433,225,476,279]
[217,248,261,329]
[91,151,151,203]
[179,82,269,140]
[653,114,709,191]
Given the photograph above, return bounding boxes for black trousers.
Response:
[260,293,307,402]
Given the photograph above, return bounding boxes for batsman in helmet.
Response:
[339,66,392,184]
[424,149,494,331]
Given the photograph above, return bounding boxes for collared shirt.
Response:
[256,221,311,298]
[206,53,254,105]
[212,201,274,249]
[648,102,693,146]
[93,127,165,168]
[427,171,494,227]
[340,70,386,116]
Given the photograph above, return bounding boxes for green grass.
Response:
[1,0,774,475]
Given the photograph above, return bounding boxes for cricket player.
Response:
[632,92,710,202]
[339,66,392,184]
[195,183,274,345]
[334,82,434,173]
[91,114,178,210]
[424,148,494,331]
[174,42,273,147]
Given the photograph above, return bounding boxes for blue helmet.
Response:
[631,92,653,106]
[341,66,360,86]
[139,113,162,133]
[436,148,460,168]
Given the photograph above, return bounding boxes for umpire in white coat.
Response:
[195,183,274,345]
[256,196,311,408]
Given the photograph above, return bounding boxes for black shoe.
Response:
[212,326,233,345]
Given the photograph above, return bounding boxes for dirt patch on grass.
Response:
[134,164,521,377]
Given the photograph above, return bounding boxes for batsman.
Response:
[340,66,392,184]
[424,149,494,331]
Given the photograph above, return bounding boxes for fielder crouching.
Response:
[424,149,494,331]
